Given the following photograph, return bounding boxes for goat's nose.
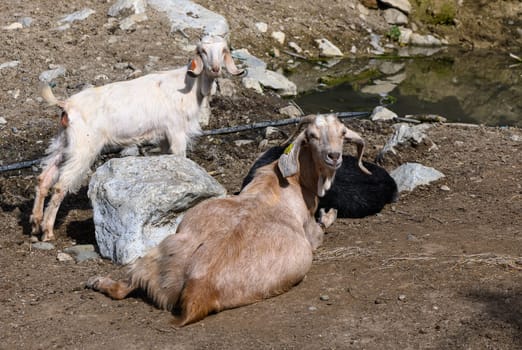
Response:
[211,65,221,73]
[327,152,341,162]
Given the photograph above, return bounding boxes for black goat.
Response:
[241,145,398,218]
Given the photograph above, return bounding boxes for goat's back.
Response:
[241,146,398,218]
[128,183,314,317]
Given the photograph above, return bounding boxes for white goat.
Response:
[31,35,244,241]
[87,114,370,327]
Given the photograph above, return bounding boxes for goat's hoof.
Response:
[86,276,104,290]
[41,231,55,242]
[319,208,338,229]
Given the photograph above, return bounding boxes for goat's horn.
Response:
[280,114,317,146]
[345,129,372,175]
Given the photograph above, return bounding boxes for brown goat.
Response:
[87,114,370,326]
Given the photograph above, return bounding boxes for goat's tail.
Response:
[41,84,65,108]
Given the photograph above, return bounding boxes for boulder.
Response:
[390,163,445,192]
[379,0,412,14]
[88,155,226,264]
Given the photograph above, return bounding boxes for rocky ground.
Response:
[1,0,521,349]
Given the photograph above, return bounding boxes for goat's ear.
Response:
[187,56,204,77]
[224,50,245,76]
[278,132,304,178]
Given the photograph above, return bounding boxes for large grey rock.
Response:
[148,0,228,37]
[390,163,445,192]
[380,123,433,156]
[232,49,297,96]
[88,155,226,265]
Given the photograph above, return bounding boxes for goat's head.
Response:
[278,114,371,196]
[188,35,244,79]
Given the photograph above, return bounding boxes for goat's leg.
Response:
[30,155,61,236]
[166,131,187,157]
[41,147,102,240]
[318,208,338,229]
[305,208,338,250]
[86,276,136,300]
[40,185,66,241]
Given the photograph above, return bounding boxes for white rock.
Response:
[378,61,405,75]
[379,0,412,14]
[3,22,23,30]
[391,163,445,192]
[0,61,20,70]
[315,38,343,57]
[383,8,409,25]
[370,106,398,121]
[410,33,442,47]
[119,13,148,30]
[288,41,303,54]
[217,78,236,97]
[279,105,303,118]
[57,252,74,262]
[255,22,268,33]
[88,155,227,264]
[242,77,264,94]
[148,0,229,37]
[398,27,413,45]
[0,117,7,125]
[39,66,66,83]
[234,139,254,147]
[271,31,286,45]
[361,81,397,95]
[58,8,95,24]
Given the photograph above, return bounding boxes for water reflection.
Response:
[293,50,522,127]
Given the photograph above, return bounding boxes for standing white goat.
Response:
[87,114,370,327]
[31,35,244,241]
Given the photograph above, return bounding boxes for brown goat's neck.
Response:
[295,149,324,216]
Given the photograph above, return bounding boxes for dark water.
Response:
[293,50,522,127]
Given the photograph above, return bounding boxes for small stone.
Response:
[32,242,55,250]
[370,106,398,121]
[0,117,6,125]
[374,297,386,304]
[383,8,409,25]
[315,38,343,57]
[308,306,317,311]
[510,134,521,142]
[3,22,23,30]
[19,17,33,28]
[0,61,20,70]
[406,233,418,241]
[234,139,254,147]
[114,62,130,70]
[271,31,285,45]
[279,104,302,118]
[288,41,303,54]
[440,185,450,191]
[264,126,282,139]
[255,22,268,33]
[57,252,74,262]
[320,295,330,301]
[398,294,407,301]
[242,77,263,94]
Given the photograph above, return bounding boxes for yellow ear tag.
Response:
[284,143,294,155]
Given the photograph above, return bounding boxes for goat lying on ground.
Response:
[87,114,370,327]
[31,35,243,242]
[240,145,398,218]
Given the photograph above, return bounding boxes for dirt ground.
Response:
[1,1,521,349]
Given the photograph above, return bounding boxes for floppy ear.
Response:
[278,132,305,178]
[344,127,372,175]
[224,50,245,76]
[187,55,204,77]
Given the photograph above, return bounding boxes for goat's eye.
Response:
[307,132,319,140]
